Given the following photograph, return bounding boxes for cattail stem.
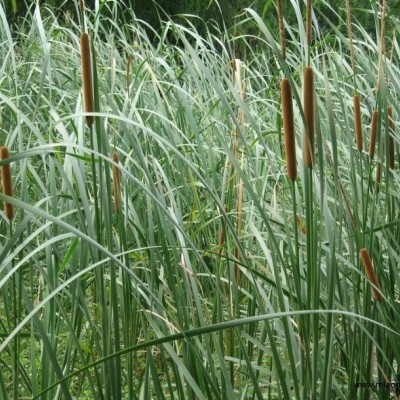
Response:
[388,106,395,169]
[80,32,94,126]
[303,66,314,168]
[1,146,14,219]
[360,248,383,301]
[281,78,297,180]
[112,152,121,213]
[353,95,363,152]
[369,110,378,160]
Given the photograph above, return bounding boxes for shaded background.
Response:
[3,0,383,41]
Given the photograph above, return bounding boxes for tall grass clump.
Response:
[0,0,399,399]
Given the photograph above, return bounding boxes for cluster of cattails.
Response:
[111,152,121,213]
[360,248,383,302]
[279,2,315,177]
[80,32,94,126]
[1,146,14,220]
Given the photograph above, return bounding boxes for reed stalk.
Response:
[359,248,383,302]
[1,146,14,219]
[281,78,297,180]
[303,66,314,168]
[80,32,94,126]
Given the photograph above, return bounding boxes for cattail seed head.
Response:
[80,32,94,126]
[369,110,378,160]
[1,146,14,219]
[79,0,84,12]
[360,248,383,302]
[112,152,121,213]
[388,106,395,169]
[303,66,314,168]
[281,78,297,181]
[353,95,363,152]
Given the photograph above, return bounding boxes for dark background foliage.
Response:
[3,0,387,43]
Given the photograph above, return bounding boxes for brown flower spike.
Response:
[112,152,121,213]
[360,248,383,302]
[80,32,94,126]
[303,66,314,168]
[1,146,14,219]
[388,107,395,169]
[369,110,378,160]
[281,78,297,181]
[353,95,363,152]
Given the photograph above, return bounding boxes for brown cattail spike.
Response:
[1,146,14,219]
[388,107,395,169]
[112,152,121,213]
[80,32,94,126]
[369,110,378,160]
[375,162,382,192]
[303,66,314,168]
[353,95,363,152]
[281,79,297,181]
[360,248,383,301]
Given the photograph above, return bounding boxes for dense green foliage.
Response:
[0,0,399,399]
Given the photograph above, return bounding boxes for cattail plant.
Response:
[353,95,363,152]
[80,32,94,127]
[281,78,297,180]
[369,110,378,160]
[303,66,314,167]
[112,152,121,213]
[360,248,383,302]
[1,146,14,219]
[388,106,395,169]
